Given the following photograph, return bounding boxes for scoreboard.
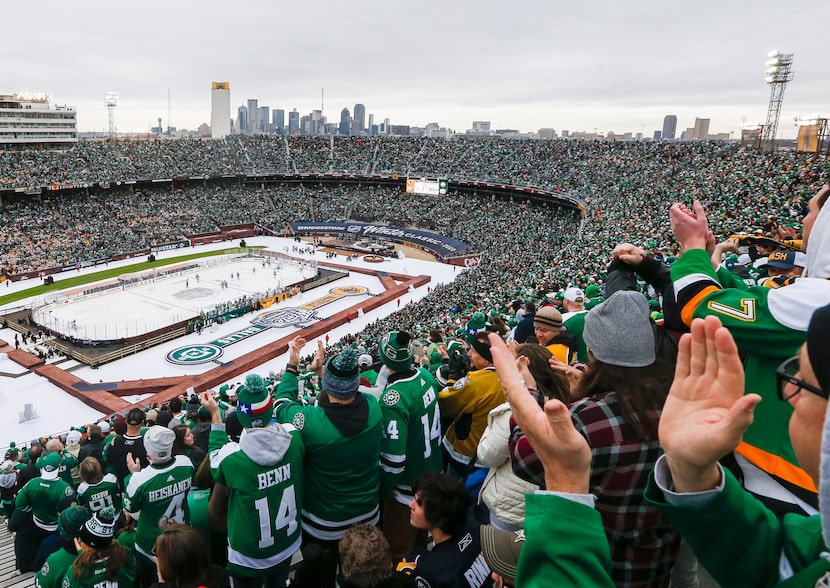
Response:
[406,178,448,196]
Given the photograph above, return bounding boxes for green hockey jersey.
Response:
[378,367,443,501]
[16,477,75,531]
[209,423,304,578]
[123,455,194,561]
[274,371,382,540]
[77,473,122,513]
[671,247,830,497]
[60,551,137,588]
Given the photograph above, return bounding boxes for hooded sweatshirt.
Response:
[209,422,305,577]
[0,470,17,507]
[273,370,383,540]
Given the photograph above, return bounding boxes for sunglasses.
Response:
[776,356,827,401]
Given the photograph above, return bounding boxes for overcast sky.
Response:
[5,0,828,137]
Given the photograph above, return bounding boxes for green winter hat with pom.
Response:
[322,348,361,399]
[379,331,414,372]
[236,374,274,428]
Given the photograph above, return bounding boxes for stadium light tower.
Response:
[761,50,794,153]
[105,92,118,140]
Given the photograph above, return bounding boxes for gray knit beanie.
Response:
[583,291,655,367]
[322,348,361,399]
[144,425,175,461]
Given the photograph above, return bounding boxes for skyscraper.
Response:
[310,110,323,135]
[273,109,285,135]
[210,82,230,139]
[662,115,677,140]
[693,117,710,141]
[288,109,299,135]
[353,103,365,134]
[339,108,351,135]
[247,99,259,134]
[367,113,374,136]
[259,106,270,132]
[237,105,248,133]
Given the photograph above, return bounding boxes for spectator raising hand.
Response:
[487,333,590,494]
[658,315,761,493]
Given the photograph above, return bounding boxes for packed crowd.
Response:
[1,138,829,587]
[2,140,822,306]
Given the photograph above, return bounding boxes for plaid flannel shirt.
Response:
[509,391,680,588]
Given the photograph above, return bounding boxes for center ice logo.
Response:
[167,344,224,365]
[175,287,215,300]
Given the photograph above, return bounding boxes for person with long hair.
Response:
[150,521,227,588]
[77,457,122,514]
[477,343,570,530]
[171,425,206,468]
[509,291,680,588]
[64,507,137,588]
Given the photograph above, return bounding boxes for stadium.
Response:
[0,135,827,587]
[0,136,825,439]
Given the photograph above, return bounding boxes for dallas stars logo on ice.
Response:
[167,345,224,365]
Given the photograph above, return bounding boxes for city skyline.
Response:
[5,0,829,139]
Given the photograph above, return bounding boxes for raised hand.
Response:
[612,242,648,266]
[126,452,142,473]
[659,316,761,492]
[288,335,306,366]
[515,354,538,391]
[670,199,710,252]
[489,333,591,494]
[548,354,584,397]
[200,391,222,423]
[309,340,325,376]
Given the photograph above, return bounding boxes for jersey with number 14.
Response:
[379,367,443,502]
[209,424,305,578]
[123,455,194,560]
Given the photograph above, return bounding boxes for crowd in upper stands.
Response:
[0,137,828,587]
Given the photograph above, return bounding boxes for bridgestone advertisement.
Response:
[290,222,472,257]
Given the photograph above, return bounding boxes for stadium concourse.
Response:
[0,236,462,451]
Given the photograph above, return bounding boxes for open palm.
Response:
[489,333,591,493]
[659,316,761,491]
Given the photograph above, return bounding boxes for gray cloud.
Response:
[5,0,827,137]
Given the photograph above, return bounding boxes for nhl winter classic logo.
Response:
[254,308,318,328]
[167,345,224,365]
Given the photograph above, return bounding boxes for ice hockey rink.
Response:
[31,254,316,341]
[0,236,465,448]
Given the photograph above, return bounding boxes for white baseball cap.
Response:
[564,287,585,303]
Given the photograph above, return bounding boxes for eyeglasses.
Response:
[776,356,827,401]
